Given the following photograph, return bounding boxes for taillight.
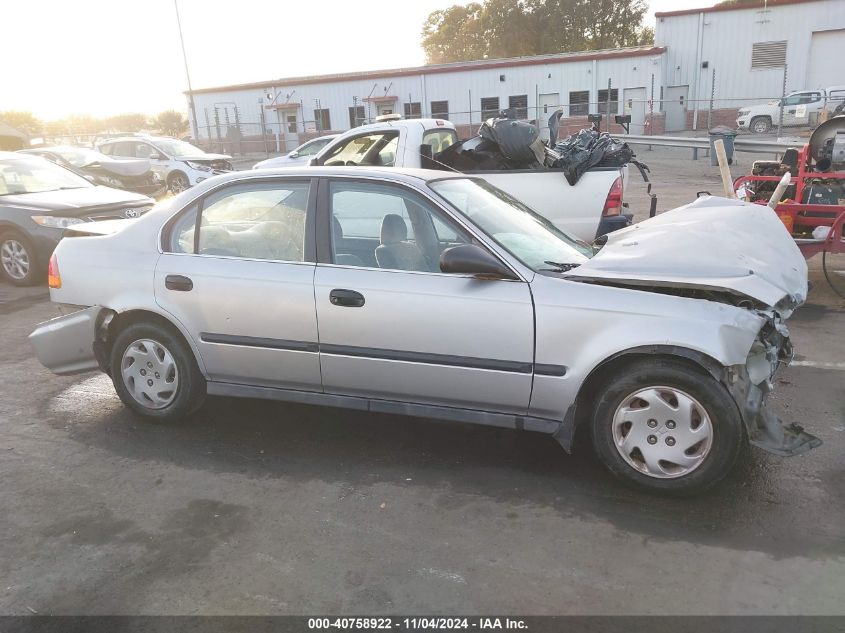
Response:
[602,177,623,217]
[48,253,61,288]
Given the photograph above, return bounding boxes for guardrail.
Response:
[621,134,802,157]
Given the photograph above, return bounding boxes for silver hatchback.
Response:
[30,167,820,494]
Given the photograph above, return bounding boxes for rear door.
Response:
[313,176,535,413]
[155,176,321,390]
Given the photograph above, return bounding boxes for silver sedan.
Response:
[29,167,820,494]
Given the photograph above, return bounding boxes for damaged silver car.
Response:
[28,167,820,494]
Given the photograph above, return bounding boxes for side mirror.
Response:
[288,151,299,158]
[420,143,435,169]
[439,244,518,280]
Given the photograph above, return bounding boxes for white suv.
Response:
[98,136,232,193]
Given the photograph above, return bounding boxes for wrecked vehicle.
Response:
[289,117,634,242]
[20,146,166,198]
[28,168,819,494]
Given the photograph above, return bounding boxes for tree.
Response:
[421,0,652,64]
[421,3,486,64]
[0,111,43,136]
[104,113,149,133]
[154,110,188,137]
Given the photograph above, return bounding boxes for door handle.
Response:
[165,274,193,291]
[329,288,365,307]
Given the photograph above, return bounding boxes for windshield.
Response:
[151,138,205,157]
[0,157,92,195]
[52,147,109,167]
[430,178,593,270]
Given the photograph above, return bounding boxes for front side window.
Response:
[170,182,309,262]
[320,132,399,167]
[329,180,470,272]
[297,138,330,156]
[430,178,592,271]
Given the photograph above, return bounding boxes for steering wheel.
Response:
[344,161,358,166]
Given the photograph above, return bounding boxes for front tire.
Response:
[109,321,206,422]
[591,358,745,495]
[0,230,40,286]
[167,171,191,194]
[750,116,772,134]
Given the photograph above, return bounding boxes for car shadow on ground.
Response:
[39,374,844,562]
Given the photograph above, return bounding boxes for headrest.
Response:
[380,214,407,244]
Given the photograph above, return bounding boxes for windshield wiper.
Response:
[540,260,581,272]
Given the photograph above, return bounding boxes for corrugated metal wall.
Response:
[656,0,845,116]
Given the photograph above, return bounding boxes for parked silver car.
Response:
[29,167,819,494]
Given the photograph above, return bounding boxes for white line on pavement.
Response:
[791,360,845,371]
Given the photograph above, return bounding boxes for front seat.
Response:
[375,214,428,272]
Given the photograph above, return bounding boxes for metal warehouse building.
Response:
[187,0,845,153]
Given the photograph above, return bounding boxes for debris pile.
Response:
[434,110,645,185]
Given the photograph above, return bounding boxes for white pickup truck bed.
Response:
[297,118,632,243]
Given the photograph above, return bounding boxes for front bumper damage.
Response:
[725,314,822,456]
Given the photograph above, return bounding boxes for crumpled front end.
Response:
[725,310,822,456]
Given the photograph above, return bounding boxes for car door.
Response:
[313,177,535,413]
[134,142,169,179]
[154,177,321,390]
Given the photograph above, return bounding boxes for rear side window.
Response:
[169,181,310,262]
[109,142,135,157]
[99,144,113,156]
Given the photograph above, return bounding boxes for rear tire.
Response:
[590,358,745,496]
[0,230,40,286]
[750,116,772,134]
[109,321,206,422]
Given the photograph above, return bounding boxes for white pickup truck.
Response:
[288,118,633,243]
[737,86,845,134]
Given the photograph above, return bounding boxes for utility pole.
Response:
[174,0,199,141]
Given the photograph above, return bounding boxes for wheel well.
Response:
[566,347,724,444]
[98,309,196,373]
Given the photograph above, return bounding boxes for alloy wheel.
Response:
[1,239,30,281]
[611,386,714,479]
[169,173,190,193]
[120,339,179,409]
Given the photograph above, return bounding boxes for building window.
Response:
[569,91,590,116]
[508,95,528,120]
[348,106,365,128]
[431,100,449,120]
[314,108,331,132]
[751,41,787,69]
[597,89,619,115]
[403,102,422,119]
[480,97,500,121]
[286,115,297,133]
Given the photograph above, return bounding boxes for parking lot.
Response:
[1,146,844,616]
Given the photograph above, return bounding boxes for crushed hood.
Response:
[564,196,808,311]
[87,157,151,178]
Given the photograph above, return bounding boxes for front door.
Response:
[624,87,647,133]
[664,85,688,132]
[154,177,322,390]
[538,93,560,139]
[313,177,535,413]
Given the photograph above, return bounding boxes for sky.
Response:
[3,0,708,120]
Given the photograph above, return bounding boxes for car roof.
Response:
[215,165,467,186]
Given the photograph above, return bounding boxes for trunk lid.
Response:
[564,196,808,311]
